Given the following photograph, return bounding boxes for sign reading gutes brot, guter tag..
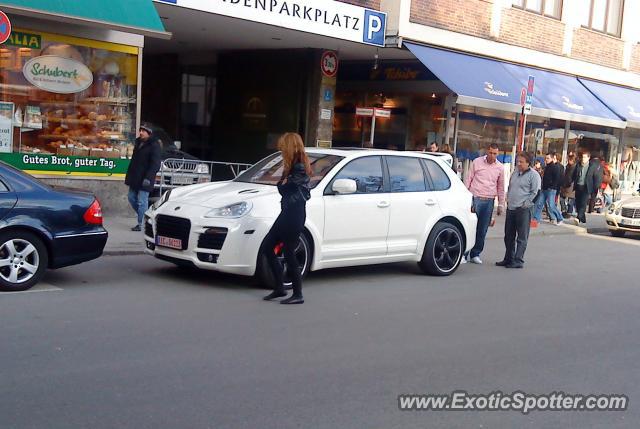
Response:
[23,55,94,94]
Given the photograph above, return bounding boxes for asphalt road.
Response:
[1,232,639,429]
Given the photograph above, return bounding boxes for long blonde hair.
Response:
[277,132,312,177]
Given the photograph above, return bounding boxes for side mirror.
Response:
[332,178,357,195]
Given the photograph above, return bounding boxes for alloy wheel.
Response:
[432,228,462,273]
[0,239,40,284]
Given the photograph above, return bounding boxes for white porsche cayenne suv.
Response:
[143,148,477,285]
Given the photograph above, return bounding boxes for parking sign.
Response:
[363,10,386,47]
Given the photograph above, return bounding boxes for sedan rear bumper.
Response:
[50,230,108,269]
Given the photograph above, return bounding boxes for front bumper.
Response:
[605,213,640,233]
[144,207,271,276]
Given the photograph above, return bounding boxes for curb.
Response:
[103,249,146,256]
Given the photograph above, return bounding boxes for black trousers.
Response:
[503,207,532,265]
[263,203,306,297]
[575,185,589,223]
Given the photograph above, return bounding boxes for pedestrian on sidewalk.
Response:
[534,153,564,225]
[560,152,577,217]
[572,152,602,224]
[262,132,311,305]
[124,124,161,231]
[496,152,541,269]
[463,143,505,264]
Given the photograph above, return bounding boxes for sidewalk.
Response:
[103,211,608,256]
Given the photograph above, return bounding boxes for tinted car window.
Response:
[330,156,384,194]
[0,177,8,192]
[386,156,426,193]
[422,159,451,191]
[235,152,343,189]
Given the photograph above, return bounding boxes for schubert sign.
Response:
[23,55,93,94]
[156,0,387,47]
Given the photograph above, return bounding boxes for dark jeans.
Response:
[263,203,306,297]
[470,197,495,259]
[575,185,589,223]
[503,207,532,265]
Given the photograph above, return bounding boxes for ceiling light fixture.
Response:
[372,48,379,71]
[431,93,437,99]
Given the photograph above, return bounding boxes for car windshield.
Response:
[234,152,343,188]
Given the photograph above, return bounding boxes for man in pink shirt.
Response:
[463,143,505,264]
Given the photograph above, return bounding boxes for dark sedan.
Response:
[0,162,108,291]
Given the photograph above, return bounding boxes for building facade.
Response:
[373,0,640,191]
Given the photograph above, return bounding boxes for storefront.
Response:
[0,1,167,211]
[0,28,140,176]
[395,43,628,181]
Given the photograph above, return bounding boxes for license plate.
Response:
[156,235,182,249]
[620,218,640,226]
[171,176,194,185]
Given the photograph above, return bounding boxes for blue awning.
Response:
[579,79,640,128]
[405,42,524,113]
[404,42,625,129]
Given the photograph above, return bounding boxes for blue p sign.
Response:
[363,10,386,47]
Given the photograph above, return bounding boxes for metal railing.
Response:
[157,158,252,195]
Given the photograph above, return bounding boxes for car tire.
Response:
[0,230,49,292]
[256,233,311,290]
[610,230,626,238]
[418,221,463,276]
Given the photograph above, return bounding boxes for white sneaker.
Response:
[470,256,483,264]
[460,256,467,264]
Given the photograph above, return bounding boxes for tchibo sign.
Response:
[156,0,387,47]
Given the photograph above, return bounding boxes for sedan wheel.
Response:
[418,222,463,276]
[0,231,48,292]
[258,233,311,289]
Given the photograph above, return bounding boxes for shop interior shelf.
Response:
[38,134,127,141]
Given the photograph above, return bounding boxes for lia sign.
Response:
[23,55,94,94]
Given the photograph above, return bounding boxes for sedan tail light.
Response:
[84,199,103,225]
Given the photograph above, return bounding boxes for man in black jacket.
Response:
[125,124,161,231]
[572,152,603,224]
[534,153,564,224]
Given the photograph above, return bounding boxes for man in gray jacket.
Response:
[496,152,541,269]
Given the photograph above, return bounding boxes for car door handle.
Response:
[377,201,390,208]
[425,199,437,206]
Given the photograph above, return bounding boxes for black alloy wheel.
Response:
[418,221,463,276]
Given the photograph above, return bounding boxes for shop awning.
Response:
[501,63,626,129]
[579,78,640,129]
[0,0,170,38]
[404,42,625,129]
[404,42,524,113]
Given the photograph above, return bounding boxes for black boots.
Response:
[263,291,287,301]
[280,295,304,305]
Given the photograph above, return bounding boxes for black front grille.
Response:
[621,207,640,219]
[156,215,190,250]
[198,228,228,250]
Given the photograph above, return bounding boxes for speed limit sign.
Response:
[321,51,338,78]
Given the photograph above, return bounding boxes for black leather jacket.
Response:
[277,163,310,210]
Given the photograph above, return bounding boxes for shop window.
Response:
[455,107,517,162]
[386,156,427,192]
[0,28,139,175]
[512,0,562,19]
[569,123,621,167]
[329,156,384,194]
[522,118,567,162]
[579,0,623,37]
[422,159,451,191]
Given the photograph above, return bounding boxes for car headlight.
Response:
[152,189,172,210]
[204,201,252,218]
[195,163,209,174]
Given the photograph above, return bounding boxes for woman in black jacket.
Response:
[263,133,312,305]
